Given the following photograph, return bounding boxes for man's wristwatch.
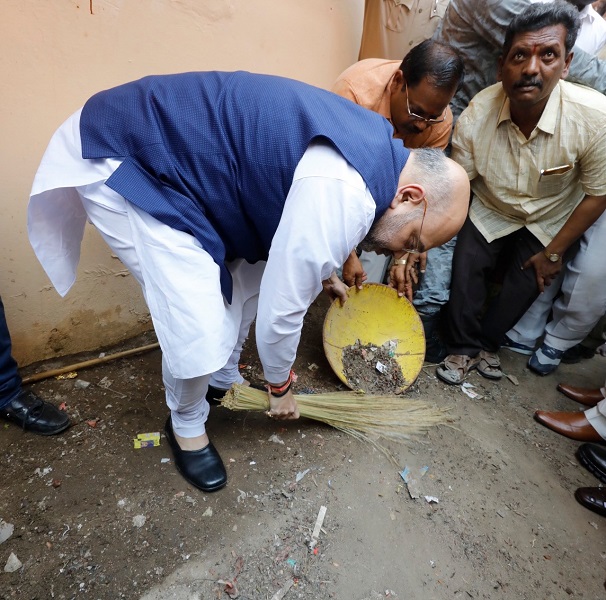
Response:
[544,250,561,262]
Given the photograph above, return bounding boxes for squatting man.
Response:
[28,71,469,492]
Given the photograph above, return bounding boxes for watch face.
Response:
[549,254,559,262]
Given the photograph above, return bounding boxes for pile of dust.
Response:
[342,339,406,393]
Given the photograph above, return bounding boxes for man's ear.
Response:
[497,55,504,82]
[390,69,404,94]
[390,183,426,208]
[561,51,574,80]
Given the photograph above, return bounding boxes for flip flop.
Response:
[476,350,502,380]
[436,354,480,385]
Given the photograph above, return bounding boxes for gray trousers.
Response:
[507,210,606,351]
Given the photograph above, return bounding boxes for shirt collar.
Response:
[496,81,561,135]
[398,0,416,9]
[579,4,594,21]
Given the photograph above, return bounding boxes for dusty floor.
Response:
[1,295,606,600]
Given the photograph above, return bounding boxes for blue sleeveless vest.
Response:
[80,71,409,301]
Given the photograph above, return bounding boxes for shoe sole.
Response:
[35,421,71,436]
[476,368,502,381]
[527,364,557,376]
[173,462,227,492]
[501,345,533,356]
[577,448,606,484]
[1,416,70,436]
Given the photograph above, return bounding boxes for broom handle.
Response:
[21,342,160,385]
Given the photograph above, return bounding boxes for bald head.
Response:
[400,148,470,249]
[359,148,469,255]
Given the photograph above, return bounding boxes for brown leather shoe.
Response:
[534,410,603,442]
[575,487,606,517]
[556,383,604,407]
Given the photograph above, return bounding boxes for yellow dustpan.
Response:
[322,283,425,392]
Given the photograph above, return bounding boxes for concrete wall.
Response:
[1,0,364,365]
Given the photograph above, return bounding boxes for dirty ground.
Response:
[1,295,605,600]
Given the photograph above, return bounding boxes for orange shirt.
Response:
[331,59,452,150]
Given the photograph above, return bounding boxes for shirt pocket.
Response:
[384,0,407,33]
[535,164,576,198]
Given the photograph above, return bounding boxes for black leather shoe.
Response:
[164,417,227,492]
[2,390,70,435]
[575,487,606,517]
[577,444,606,484]
[206,385,227,405]
[207,382,266,405]
[561,344,595,364]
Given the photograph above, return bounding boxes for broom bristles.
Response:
[221,384,451,443]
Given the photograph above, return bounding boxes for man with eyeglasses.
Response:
[28,70,471,492]
[436,2,606,385]
[332,40,464,362]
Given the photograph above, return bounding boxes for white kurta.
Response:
[28,112,377,384]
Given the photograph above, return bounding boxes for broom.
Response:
[221,384,453,456]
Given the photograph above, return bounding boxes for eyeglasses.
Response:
[405,83,447,124]
[401,196,427,255]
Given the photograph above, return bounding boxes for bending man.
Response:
[28,71,470,492]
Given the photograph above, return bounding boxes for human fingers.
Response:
[268,391,300,420]
[418,252,427,273]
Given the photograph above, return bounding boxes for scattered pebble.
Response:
[0,521,14,544]
[295,468,310,483]
[4,552,22,573]
[132,515,146,528]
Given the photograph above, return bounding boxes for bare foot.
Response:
[174,432,209,451]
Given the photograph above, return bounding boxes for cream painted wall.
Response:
[1,0,364,365]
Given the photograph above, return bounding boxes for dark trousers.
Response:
[446,218,564,356]
[0,296,22,408]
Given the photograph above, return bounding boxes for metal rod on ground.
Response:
[21,342,160,385]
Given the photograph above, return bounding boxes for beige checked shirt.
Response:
[452,81,606,246]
